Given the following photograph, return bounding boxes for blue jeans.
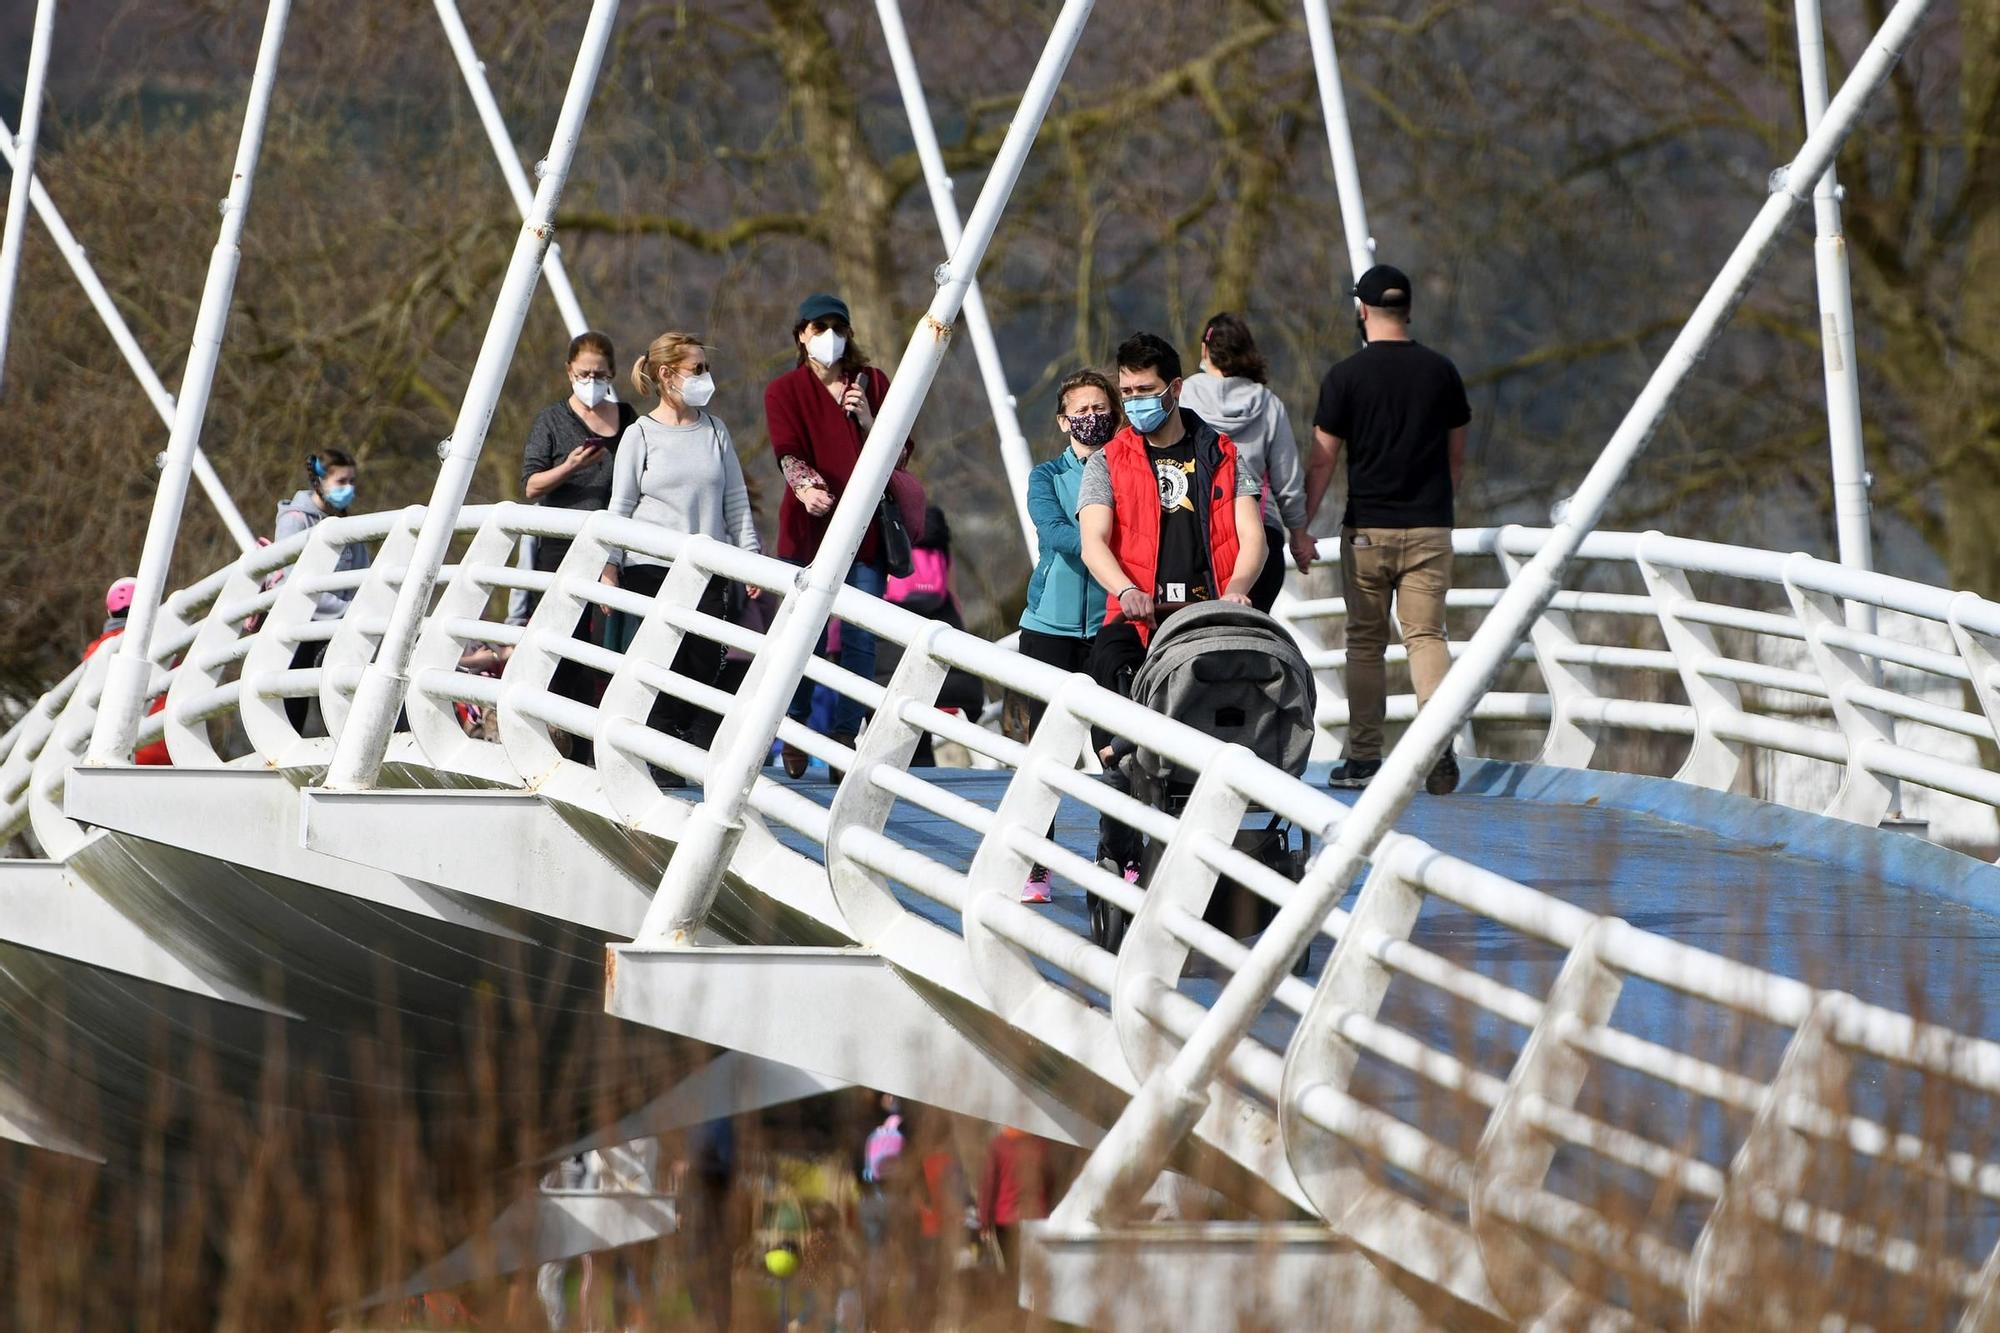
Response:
[788,559,887,741]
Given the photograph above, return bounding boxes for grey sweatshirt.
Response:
[607,411,762,569]
[273,490,372,619]
[1178,373,1308,531]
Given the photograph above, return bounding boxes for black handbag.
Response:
[877,494,915,578]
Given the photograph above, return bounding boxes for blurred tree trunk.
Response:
[767,0,901,343]
[1843,0,2000,597]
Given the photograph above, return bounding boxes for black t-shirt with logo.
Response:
[1313,340,1469,528]
[1149,439,1209,604]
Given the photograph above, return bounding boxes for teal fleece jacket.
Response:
[1019,447,1105,640]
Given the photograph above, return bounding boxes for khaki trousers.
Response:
[1341,526,1453,760]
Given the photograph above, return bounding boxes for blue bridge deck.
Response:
[779,756,2000,1047]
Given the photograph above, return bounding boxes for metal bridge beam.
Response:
[299,787,654,937]
[0,859,290,1012]
[605,944,1101,1146]
[62,768,532,941]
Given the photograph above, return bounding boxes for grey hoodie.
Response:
[273,489,372,619]
[1178,373,1308,532]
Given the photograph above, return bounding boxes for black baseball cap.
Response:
[797,292,851,327]
[1353,264,1412,309]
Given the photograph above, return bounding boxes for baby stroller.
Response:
[1089,602,1318,961]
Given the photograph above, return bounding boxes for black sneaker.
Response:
[1425,750,1460,796]
[1327,758,1381,789]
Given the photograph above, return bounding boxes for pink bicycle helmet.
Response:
[105,577,137,616]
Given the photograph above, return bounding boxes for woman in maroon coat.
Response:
[764,292,904,777]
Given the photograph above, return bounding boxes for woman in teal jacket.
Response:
[1009,368,1117,901]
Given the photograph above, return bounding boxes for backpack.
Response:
[888,546,951,616]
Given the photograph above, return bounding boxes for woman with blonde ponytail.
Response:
[601,333,762,781]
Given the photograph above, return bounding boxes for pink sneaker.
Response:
[1021,866,1053,904]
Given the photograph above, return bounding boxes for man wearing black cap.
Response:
[1303,263,1470,795]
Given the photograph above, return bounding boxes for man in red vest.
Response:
[1078,332,1266,873]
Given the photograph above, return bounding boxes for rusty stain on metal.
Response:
[603,944,617,995]
[923,315,954,345]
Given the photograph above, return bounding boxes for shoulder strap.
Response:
[634,417,654,490]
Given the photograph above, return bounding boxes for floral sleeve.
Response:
[780,454,827,494]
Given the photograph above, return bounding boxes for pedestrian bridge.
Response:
[6,503,2000,1329]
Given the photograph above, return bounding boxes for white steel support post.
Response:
[324,0,620,791]
[0,0,57,394]
[1795,0,1876,634]
[86,0,293,766]
[873,0,1036,557]
[1049,0,1937,1230]
[635,0,1098,947]
[433,0,590,337]
[0,116,257,552]
[1301,0,1374,289]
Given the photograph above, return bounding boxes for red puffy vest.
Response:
[1099,415,1242,645]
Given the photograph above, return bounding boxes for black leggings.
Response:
[616,565,728,741]
[1249,521,1285,613]
[285,640,323,735]
[1087,620,1153,867]
[1003,627,1096,742]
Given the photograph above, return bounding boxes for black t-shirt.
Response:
[1149,439,1210,604]
[521,400,637,512]
[1313,340,1469,527]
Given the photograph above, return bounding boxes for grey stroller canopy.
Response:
[1126,602,1317,783]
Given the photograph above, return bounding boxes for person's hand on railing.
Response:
[1221,591,1252,607]
[599,562,620,587]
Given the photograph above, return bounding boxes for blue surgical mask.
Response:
[324,483,356,511]
[1124,392,1171,436]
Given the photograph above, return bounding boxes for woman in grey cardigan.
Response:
[601,331,763,766]
[1177,312,1311,612]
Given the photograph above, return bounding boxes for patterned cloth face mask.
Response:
[1065,409,1118,449]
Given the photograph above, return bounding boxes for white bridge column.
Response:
[1301,0,1375,289]
[0,0,59,395]
[1795,0,1876,632]
[0,115,256,551]
[324,0,621,791]
[632,0,1100,947]
[874,0,1038,558]
[433,0,591,337]
[88,0,294,765]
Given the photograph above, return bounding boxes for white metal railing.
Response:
[1279,526,2000,839]
[6,500,2000,1322]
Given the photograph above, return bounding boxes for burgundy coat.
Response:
[764,362,894,565]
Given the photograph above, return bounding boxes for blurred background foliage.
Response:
[0,0,1992,712]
